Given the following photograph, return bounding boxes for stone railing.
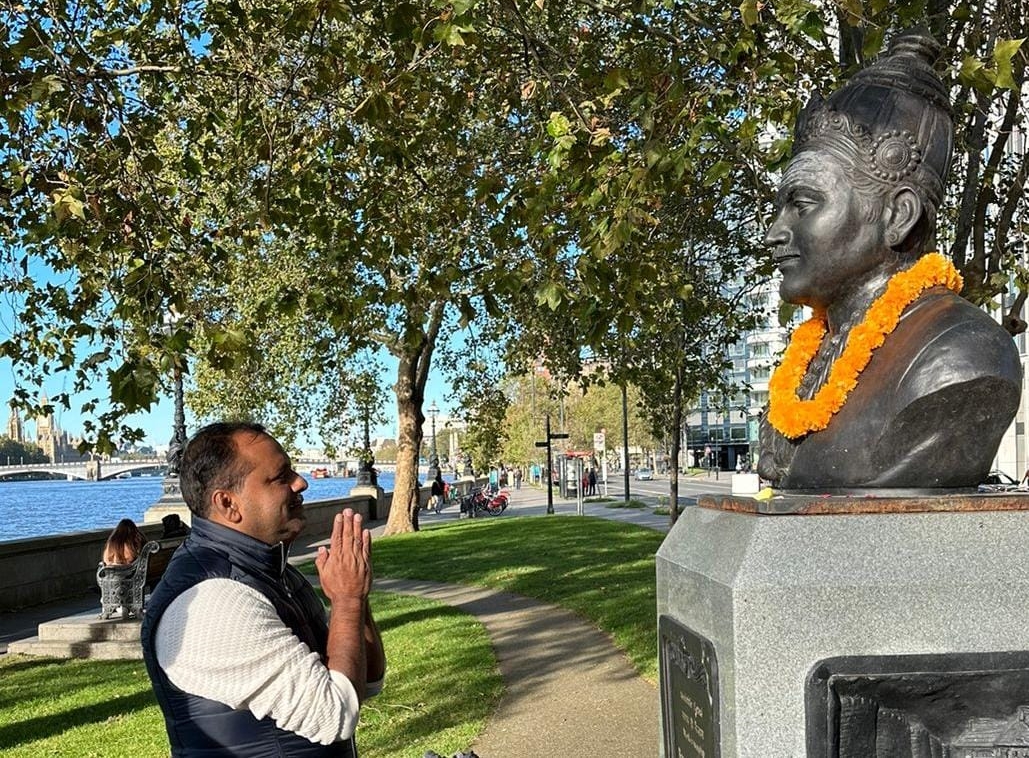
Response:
[0,489,407,612]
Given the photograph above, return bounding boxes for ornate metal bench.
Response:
[96,541,160,620]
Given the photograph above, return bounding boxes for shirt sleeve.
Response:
[154,578,361,745]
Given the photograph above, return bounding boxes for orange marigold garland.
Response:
[767,253,963,439]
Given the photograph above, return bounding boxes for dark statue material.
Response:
[756,28,1021,492]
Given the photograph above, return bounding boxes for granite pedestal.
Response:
[655,493,1029,757]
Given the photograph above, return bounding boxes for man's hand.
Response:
[315,509,371,605]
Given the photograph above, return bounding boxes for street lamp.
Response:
[164,312,187,481]
[150,310,189,511]
[356,399,377,487]
[426,400,440,482]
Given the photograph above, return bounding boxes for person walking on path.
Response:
[141,421,385,757]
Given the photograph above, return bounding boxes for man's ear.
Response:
[884,186,924,249]
[210,488,243,524]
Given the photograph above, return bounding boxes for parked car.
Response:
[634,467,653,481]
[978,470,1022,492]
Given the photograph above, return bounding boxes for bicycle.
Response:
[460,487,509,517]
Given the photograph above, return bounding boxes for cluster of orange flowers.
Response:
[767,253,963,439]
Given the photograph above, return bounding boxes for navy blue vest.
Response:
[141,518,356,757]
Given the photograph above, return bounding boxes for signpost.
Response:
[535,413,569,515]
[594,429,607,496]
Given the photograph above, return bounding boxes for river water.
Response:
[0,472,397,544]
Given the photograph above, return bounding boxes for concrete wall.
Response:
[0,491,397,611]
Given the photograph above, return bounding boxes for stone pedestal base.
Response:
[142,476,191,525]
[350,485,384,520]
[655,493,1029,757]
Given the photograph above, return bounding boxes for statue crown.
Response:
[794,97,925,184]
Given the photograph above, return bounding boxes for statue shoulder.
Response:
[893,290,1021,401]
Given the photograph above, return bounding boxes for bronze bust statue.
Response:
[756,28,1022,492]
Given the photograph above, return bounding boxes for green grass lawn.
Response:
[0,592,501,758]
[1,514,662,755]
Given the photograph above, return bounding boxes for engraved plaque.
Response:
[659,615,720,758]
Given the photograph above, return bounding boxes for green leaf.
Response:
[951,3,972,20]
[546,112,572,138]
[603,69,629,93]
[993,38,1026,91]
[739,0,758,26]
[957,55,995,94]
[703,161,731,186]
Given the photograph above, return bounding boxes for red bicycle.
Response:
[461,487,509,517]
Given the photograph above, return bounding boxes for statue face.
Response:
[764,151,887,310]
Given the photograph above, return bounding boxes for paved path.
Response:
[375,578,658,757]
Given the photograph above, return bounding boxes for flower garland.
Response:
[767,253,963,439]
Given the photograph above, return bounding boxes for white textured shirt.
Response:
[154,577,381,746]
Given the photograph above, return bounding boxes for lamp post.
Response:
[426,400,440,483]
[146,311,189,518]
[163,310,187,487]
[356,400,377,487]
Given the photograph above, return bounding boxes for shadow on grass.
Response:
[0,690,156,750]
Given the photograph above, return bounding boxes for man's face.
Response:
[764,151,887,310]
[232,431,308,546]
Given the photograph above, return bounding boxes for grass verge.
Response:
[604,499,649,509]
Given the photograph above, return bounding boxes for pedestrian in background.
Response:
[101,518,146,566]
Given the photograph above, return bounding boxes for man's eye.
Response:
[793,197,817,214]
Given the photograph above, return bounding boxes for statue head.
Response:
[766,28,954,310]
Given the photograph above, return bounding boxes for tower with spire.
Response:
[5,400,24,443]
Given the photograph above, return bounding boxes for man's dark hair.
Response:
[180,421,267,518]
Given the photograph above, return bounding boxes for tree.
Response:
[4,0,1023,536]
[0,438,48,464]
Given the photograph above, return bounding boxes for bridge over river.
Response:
[0,456,386,482]
[0,459,168,481]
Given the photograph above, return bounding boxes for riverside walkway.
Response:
[1,475,732,757]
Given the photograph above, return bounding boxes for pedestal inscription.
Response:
[659,615,720,758]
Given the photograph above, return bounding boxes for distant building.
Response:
[33,395,86,463]
[684,277,796,472]
[5,402,24,443]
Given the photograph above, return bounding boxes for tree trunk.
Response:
[382,300,446,536]
[385,386,423,535]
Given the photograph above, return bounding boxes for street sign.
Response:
[535,441,548,448]
[552,433,569,440]
[593,431,606,452]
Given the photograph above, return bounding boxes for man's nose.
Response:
[293,473,308,493]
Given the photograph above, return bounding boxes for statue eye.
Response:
[792,194,818,215]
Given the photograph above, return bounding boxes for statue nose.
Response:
[763,213,790,246]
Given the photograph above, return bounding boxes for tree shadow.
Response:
[0,690,156,749]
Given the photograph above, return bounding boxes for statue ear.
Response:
[884,186,924,249]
